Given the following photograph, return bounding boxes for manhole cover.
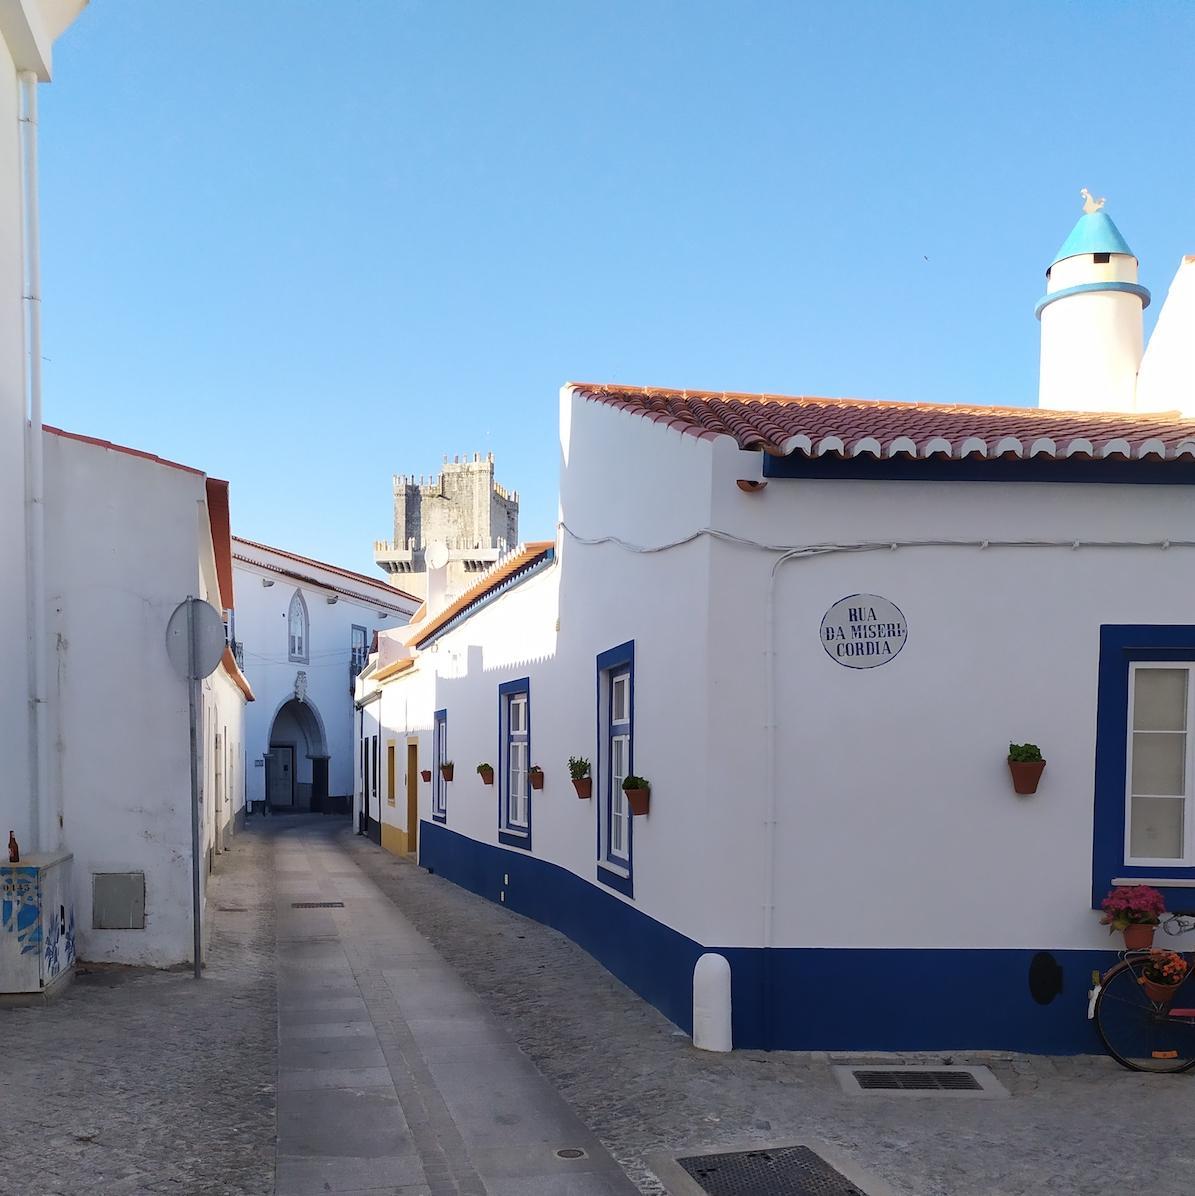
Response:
[677,1146,868,1195]
[555,1148,587,1160]
[290,902,344,909]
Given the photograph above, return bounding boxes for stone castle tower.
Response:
[373,452,519,600]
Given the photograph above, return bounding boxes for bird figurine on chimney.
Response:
[7,831,18,863]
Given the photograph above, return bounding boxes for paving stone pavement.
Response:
[272,820,637,1196]
[339,821,1195,1196]
[7,817,1193,1196]
[0,826,276,1196]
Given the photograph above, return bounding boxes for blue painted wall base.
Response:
[419,821,1115,1054]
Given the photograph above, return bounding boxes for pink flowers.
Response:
[1100,885,1166,931]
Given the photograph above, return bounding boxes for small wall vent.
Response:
[92,872,146,930]
[290,901,344,909]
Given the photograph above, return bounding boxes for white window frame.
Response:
[433,711,448,819]
[288,590,309,663]
[608,671,631,865]
[506,693,529,830]
[1125,661,1195,867]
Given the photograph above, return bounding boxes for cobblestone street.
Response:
[1,827,276,1196]
[4,817,1193,1195]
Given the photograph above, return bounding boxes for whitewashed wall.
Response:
[44,432,245,965]
[234,552,413,808]
[702,443,1195,954]
[0,29,32,853]
[368,390,1195,967]
[0,0,87,855]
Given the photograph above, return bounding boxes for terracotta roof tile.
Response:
[414,542,555,648]
[232,536,418,604]
[568,383,1195,462]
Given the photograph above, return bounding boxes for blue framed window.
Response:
[596,641,634,896]
[1093,626,1195,911]
[432,708,447,822]
[498,679,531,849]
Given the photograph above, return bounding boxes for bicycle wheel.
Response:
[1094,959,1195,1073]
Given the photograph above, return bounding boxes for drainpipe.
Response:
[19,71,54,852]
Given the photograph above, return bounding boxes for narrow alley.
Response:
[4,818,1191,1196]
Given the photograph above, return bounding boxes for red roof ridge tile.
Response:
[566,382,1184,424]
[232,535,418,603]
[564,382,1195,461]
[412,541,555,647]
[44,424,206,475]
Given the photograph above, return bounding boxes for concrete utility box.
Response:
[0,852,76,997]
[92,871,145,930]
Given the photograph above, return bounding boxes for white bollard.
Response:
[692,952,732,1051]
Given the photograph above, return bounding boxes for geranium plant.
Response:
[1140,951,1188,988]
[1099,885,1165,932]
[1008,742,1043,762]
[568,756,590,780]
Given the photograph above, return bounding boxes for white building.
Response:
[233,538,416,818]
[357,199,1195,1054]
[0,3,88,875]
[0,425,254,981]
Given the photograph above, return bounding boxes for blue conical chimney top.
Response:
[1050,209,1136,268]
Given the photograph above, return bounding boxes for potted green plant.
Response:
[569,756,592,799]
[1007,742,1046,794]
[1100,884,1166,950]
[420,769,432,783]
[529,764,545,791]
[622,775,650,816]
[440,760,454,782]
[1139,950,1189,1005]
[477,762,494,785]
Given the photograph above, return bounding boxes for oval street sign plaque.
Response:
[820,593,907,669]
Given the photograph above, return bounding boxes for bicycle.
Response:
[1090,912,1195,1072]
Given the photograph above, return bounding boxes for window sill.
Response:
[431,812,446,824]
[1113,876,1195,887]
[597,862,633,898]
[498,828,531,850]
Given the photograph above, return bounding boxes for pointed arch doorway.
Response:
[265,698,329,812]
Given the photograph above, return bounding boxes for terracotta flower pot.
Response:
[529,770,544,791]
[440,764,454,782]
[478,767,494,785]
[1141,976,1181,1005]
[1123,923,1156,951]
[624,786,650,816]
[572,777,592,799]
[1008,758,1046,795]
[420,769,431,783]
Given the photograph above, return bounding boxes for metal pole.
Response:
[187,597,202,980]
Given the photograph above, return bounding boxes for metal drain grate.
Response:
[290,901,344,909]
[833,1064,1008,1099]
[854,1069,980,1091]
[676,1146,868,1195]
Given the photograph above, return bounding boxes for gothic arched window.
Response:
[288,590,309,663]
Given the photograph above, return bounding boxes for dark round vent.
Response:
[1028,951,1064,1005]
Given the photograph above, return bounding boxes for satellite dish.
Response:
[425,540,449,570]
[166,597,227,680]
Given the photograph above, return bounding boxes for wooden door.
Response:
[406,742,419,855]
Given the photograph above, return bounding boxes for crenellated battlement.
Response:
[377,452,520,599]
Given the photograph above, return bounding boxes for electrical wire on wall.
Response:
[559,516,1195,1043]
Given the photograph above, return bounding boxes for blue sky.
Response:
[40,1,1195,574]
